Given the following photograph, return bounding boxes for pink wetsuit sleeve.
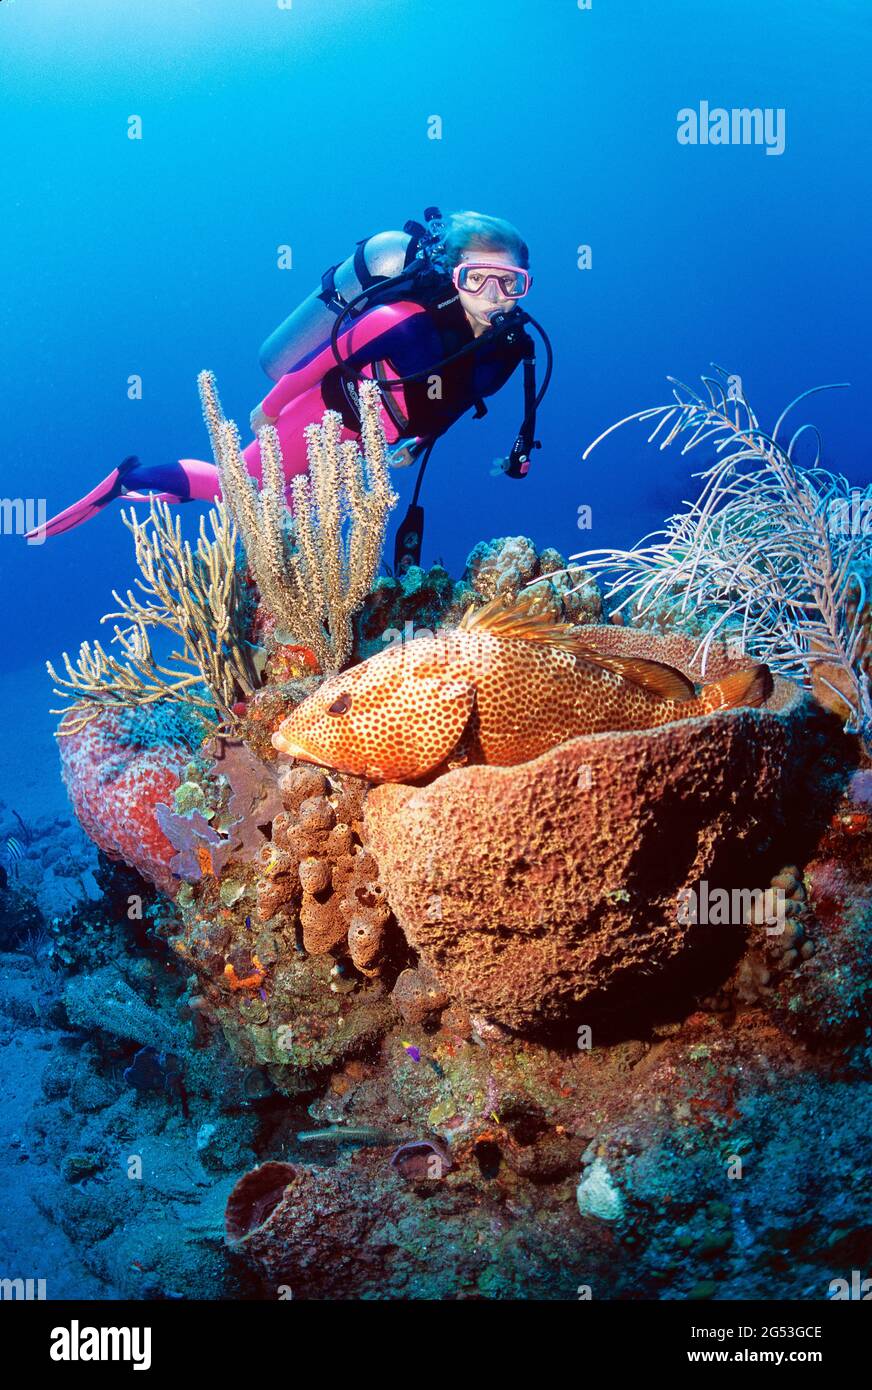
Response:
[261,300,426,419]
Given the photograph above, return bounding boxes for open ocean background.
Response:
[0,0,869,813]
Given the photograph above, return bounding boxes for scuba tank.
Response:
[259,210,446,381]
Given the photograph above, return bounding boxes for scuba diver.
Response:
[34,208,552,569]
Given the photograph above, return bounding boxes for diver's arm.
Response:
[250,402,277,431]
[258,301,427,420]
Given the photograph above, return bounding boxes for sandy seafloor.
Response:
[0,661,120,1296]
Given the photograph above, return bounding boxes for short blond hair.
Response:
[431,210,530,273]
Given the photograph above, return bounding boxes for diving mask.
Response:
[452,262,531,298]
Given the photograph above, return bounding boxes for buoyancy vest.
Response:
[321,284,532,439]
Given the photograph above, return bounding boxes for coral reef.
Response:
[0,799,101,923]
[155,804,237,883]
[5,963,261,1299]
[210,738,286,861]
[202,370,398,672]
[215,963,872,1300]
[354,537,600,663]
[743,776,872,1044]
[164,756,401,1091]
[354,564,469,663]
[467,534,601,623]
[153,737,288,889]
[36,435,871,1304]
[391,962,450,1026]
[365,627,807,1032]
[64,967,178,1051]
[12,887,870,1302]
[222,1150,584,1295]
[56,701,402,1093]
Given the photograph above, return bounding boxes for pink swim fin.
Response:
[27,457,148,541]
[27,456,219,541]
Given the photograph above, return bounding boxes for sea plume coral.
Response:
[199,370,398,673]
[559,368,871,747]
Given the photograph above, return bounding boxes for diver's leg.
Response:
[33,457,222,540]
[241,385,400,497]
[239,386,358,490]
[32,385,398,540]
[124,458,221,503]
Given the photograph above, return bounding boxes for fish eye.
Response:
[327,693,352,716]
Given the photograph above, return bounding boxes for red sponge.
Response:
[59,712,187,895]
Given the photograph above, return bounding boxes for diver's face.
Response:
[455,248,525,332]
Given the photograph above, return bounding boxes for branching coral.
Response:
[64,967,178,1050]
[199,370,398,672]
[48,500,260,735]
[560,367,871,746]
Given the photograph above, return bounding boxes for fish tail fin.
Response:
[699,664,773,713]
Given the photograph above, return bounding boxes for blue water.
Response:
[1,0,870,675]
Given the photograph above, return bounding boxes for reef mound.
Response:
[366,627,807,1032]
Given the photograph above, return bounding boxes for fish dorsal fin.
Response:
[457,592,584,650]
[458,593,696,701]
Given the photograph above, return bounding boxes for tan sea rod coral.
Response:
[198,370,398,673]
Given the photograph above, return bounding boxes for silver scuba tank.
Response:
[258,229,415,382]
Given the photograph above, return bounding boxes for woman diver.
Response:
[35,209,551,567]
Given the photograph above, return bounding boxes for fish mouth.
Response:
[272,729,368,778]
[271,732,313,761]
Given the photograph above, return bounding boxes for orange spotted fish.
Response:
[271,594,772,783]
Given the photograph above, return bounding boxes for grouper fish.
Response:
[271,593,772,784]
